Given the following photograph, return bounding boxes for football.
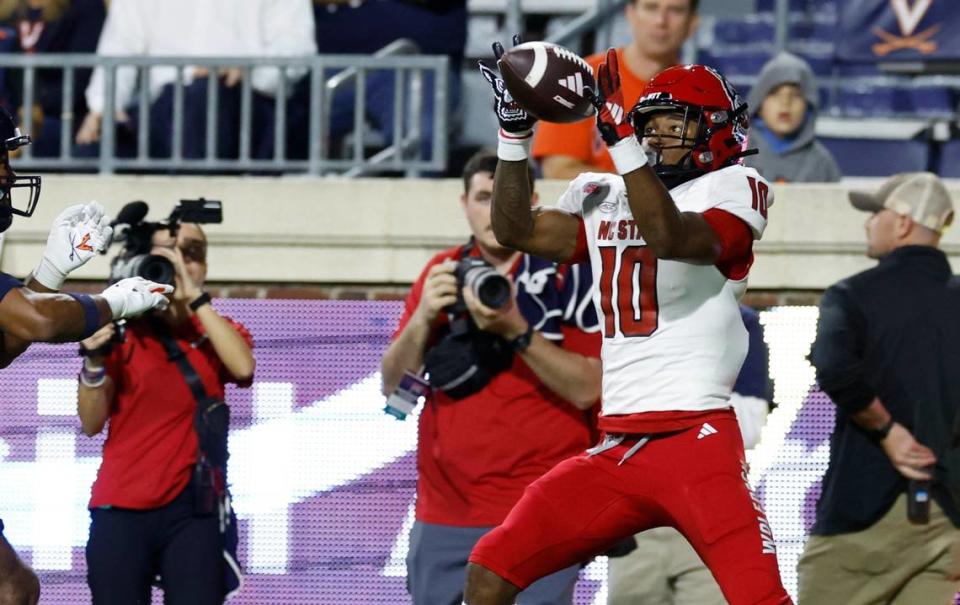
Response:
[498,41,596,124]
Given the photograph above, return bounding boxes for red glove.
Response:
[587,48,635,147]
[586,48,648,174]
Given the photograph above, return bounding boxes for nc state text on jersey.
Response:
[597,219,644,241]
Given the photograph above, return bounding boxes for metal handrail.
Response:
[321,38,432,177]
[0,52,448,175]
[325,39,421,93]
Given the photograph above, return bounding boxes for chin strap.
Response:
[729,147,759,161]
[651,146,705,189]
[652,145,759,190]
[655,167,706,189]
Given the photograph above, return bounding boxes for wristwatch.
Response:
[189,292,212,311]
[510,324,534,352]
[867,417,895,443]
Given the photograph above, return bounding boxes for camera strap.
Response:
[150,319,214,448]
[150,319,243,598]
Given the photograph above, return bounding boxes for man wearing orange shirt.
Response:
[532,0,699,179]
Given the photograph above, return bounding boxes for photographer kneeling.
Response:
[381,151,602,605]
[77,211,254,605]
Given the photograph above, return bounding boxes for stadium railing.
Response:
[0,50,448,176]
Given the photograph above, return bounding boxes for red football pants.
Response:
[469,413,793,605]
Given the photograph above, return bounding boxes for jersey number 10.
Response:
[747,176,769,218]
[598,246,659,338]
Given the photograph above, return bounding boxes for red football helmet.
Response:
[630,64,751,186]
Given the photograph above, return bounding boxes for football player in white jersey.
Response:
[464,47,792,605]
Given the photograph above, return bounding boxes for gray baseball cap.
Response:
[849,172,955,233]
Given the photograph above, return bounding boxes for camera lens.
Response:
[136,255,175,285]
[466,267,510,309]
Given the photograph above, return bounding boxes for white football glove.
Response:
[100,277,174,320]
[34,202,113,290]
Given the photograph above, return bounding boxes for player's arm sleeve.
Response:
[0,274,26,367]
[810,284,876,413]
[701,209,754,280]
[0,273,23,303]
[708,169,772,240]
[550,174,594,265]
[531,118,595,163]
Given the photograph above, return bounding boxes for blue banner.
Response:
[837,0,960,62]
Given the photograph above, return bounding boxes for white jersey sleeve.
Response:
[552,172,617,217]
[702,165,772,240]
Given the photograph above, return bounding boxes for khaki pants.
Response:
[797,493,960,605]
[608,527,727,605]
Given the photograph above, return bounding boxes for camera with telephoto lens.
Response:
[448,257,511,314]
[419,254,515,401]
[108,198,223,285]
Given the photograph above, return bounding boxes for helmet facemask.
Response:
[632,105,708,189]
[0,130,41,232]
[631,100,752,190]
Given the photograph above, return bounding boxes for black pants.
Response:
[86,483,223,605]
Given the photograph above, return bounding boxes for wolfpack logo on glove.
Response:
[479,62,535,133]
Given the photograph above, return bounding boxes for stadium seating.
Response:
[820,137,932,176]
[937,140,960,178]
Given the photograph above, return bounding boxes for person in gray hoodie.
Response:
[745,52,841,183]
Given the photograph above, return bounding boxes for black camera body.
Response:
[422,253,516,400]
[449,257,511,314]
[109,198,223,285]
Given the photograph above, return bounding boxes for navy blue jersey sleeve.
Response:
[0,272,23,303]
[734,304,772,402]
[559,262,599,334]
[514,255,564,341]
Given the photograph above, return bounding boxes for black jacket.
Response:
[810,245,960,535]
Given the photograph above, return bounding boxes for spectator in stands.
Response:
[532,0,699,179]
[0,0,106,157]
[744,52,840,183]
[606,304,773,605]
[78,222,254,605]
[313,0,466,162]
[380,150,601,604]
[801,172,959,604]
[76,0,315,160]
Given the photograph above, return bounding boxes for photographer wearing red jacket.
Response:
[381,150,602,604]
[77,220,254,605]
